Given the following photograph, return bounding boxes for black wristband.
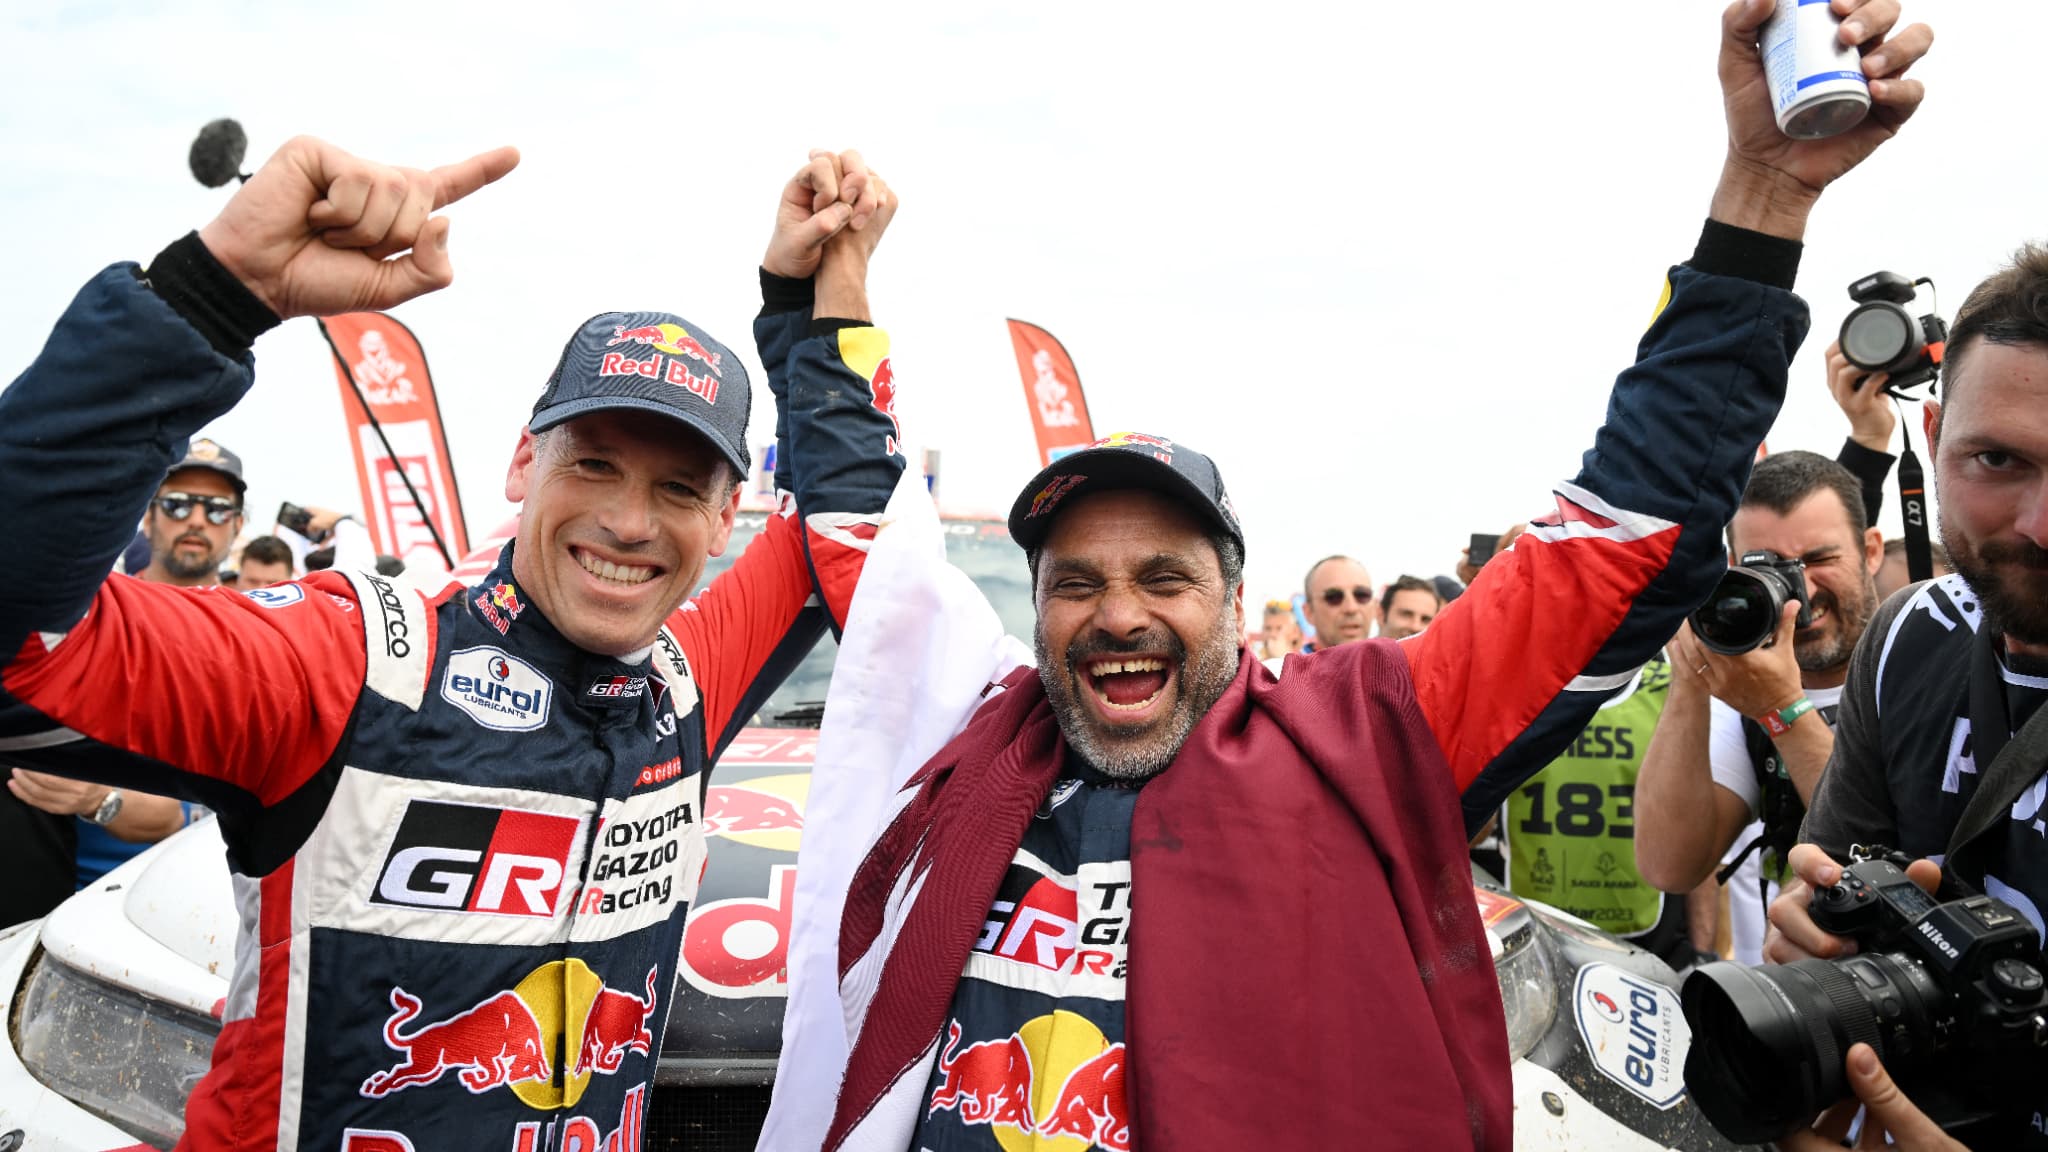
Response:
[759,267,815,317]
[809,318,867,339]
[137,232,281,359]
[1687,218,1803,292]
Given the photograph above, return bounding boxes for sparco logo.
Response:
[442,647,552,732]
[365,573,412,659]
[1918,920,1961,960]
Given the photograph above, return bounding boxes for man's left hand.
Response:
[8,769,109,817]
[1668,604,1804,718]
[1776,1044,1970,1150]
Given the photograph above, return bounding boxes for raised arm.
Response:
[0,137,514,859]
[1407,0,1931,835]
[672,150,906,754]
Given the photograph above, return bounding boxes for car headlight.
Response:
[1495,918,1558,1062]
[13,948,218,1150]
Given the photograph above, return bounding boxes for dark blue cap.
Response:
[1008,432,1242,553]
[530,313,750,474]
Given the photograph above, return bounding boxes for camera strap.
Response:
[1946,626,2048,871]
[1896,429,1934,584]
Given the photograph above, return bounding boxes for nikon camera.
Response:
[1680,854,2048,1145]
[1688,549,1812,656]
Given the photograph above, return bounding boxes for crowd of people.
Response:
[8,0,2046,1148]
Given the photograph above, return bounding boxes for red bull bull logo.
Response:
[701,774,807,853]
[606,322,723,375]
[1027,474,1088,520]
[574,966,659,1076]
[358,958,660,1110]
[1086,430,1173,464]
[926,1013,1130,1151]
[475,580,524,636]
[359,988,550,1097]
[870,357,902,457]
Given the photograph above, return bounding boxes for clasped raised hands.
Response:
[763,148,896,281]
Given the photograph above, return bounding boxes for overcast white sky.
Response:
[1,1,2032,603]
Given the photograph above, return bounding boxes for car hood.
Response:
[41,816,234,1021]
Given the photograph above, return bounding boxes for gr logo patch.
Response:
[371,800,584,918]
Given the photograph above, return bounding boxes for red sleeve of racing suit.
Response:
[2,572,367,814]
[1403,261,1807,835]
[0,262,369,859]
[670,313,905,758]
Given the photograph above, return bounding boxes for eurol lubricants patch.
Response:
[1571,962,1690,1109]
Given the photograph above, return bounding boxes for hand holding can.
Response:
[1761,0,1869,139]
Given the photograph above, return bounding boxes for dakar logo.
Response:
[1030,349,1080,429]
[354,330,420,407]
[1027,474,1087,520]
[870,357,902,458]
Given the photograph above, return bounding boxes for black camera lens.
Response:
[1842,302,1915,370]
[1682,956,1942,1145]
[1691,569,1780,655]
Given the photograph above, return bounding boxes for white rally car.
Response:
[0,513,1748,1151]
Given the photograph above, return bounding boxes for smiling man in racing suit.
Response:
[0,139,904,1150]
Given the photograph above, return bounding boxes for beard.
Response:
[160,532,224,581]
[1792,577,1878,673]
[1943,520,2048,645]
[1036,601,1242,782]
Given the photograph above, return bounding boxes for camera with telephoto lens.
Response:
[1680,851,2048,1146]
[1840,270,1948,392]
[1687,549,1811,656]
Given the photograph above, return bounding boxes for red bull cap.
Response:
[1007,432,1242,555]
[530,312,751,474]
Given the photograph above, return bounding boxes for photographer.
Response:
[1763,245,2048,1150]
[1634,451,1885,962]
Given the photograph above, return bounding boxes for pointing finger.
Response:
[428,145,521,210]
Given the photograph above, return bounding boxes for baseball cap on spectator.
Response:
[1008,432,1243,553]
[1433,574,1465,603]
[169,437,246,497]
[529,312,752,474]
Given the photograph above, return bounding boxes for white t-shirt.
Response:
[1711,684,1843,965]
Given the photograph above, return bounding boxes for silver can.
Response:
[1761,0,1871,139]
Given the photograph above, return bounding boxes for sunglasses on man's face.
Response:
[1319,586,1374,608]
[155,493,241,526]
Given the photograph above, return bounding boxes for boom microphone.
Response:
[189,119,249,188]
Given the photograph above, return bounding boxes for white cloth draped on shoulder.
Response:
[755,464,1032,1152]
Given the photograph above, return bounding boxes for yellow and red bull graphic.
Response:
[927,1012,1130,1152]
[1007,319,1096,467]
[702,773,807,852]
[357,958,658,1110]
[320,312,471,572]
[1084,431,1173,464]
[1026,474,1088,521]
[605,322,724,374]
[474,580,524,636]
[599,323,722,404]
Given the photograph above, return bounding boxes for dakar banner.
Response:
[1006,319,1095,466]
[319,313,470,572]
